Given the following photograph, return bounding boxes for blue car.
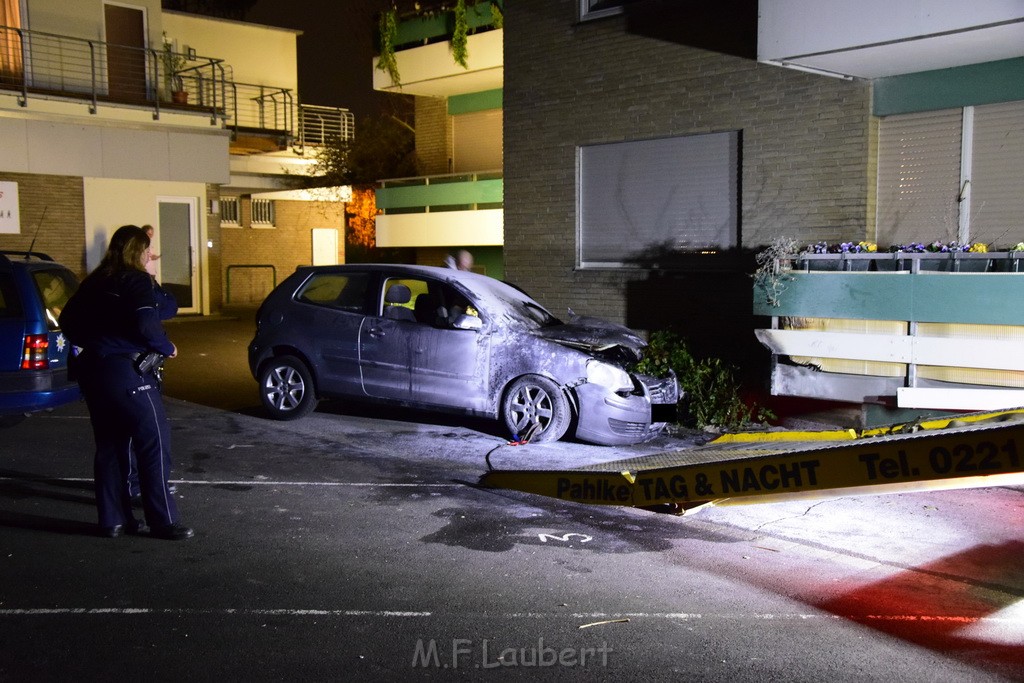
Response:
[0,251,81,416]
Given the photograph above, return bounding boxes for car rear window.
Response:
[0,272,23,319]
[32,268,78,330]
[296,272,371,313]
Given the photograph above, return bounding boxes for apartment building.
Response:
[372,1,504,278]
[0,1,353,312]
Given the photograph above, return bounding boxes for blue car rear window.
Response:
[32,269,77,330]
[0,273,22,318]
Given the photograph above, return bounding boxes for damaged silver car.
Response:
[248,265,678,445]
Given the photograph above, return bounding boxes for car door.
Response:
[407,281,491,412]
[358,276,420,400]
[359,276,490,410]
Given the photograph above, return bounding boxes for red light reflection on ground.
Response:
[817,541,1024,677]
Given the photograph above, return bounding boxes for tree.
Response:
[310,113,417,187]
[306,113,418,263]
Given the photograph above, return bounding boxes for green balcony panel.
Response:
[377,178,503,211]
[394,2,503,47]
[753,272,1024,326]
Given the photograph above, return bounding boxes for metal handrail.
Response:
[227,81,293,136]
[1,24,351,148]
[0,24,225,121]
[295,104,355,151]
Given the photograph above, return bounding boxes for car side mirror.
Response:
[452,314,482,331]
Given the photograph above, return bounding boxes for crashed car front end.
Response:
[573,367,679,446]
[534,316,680,446]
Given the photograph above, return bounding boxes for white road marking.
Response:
[0,477,460,488]
[0,609,1020,625]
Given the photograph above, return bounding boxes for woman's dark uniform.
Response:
[60,226,193,540]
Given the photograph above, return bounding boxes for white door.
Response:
[158,197,199,314]
[311,228,339,266]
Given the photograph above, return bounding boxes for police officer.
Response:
[60,225,194,540]
[128,258,178,505]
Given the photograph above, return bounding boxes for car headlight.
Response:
[586,359,633,392]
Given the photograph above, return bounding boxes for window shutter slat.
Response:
[876,109,962,246]
[579,131,738,266]
[971,101,1024,246]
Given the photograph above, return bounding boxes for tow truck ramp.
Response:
[480,409,1024,512]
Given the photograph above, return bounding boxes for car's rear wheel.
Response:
[501,375,571,443]
[258,355,318,420]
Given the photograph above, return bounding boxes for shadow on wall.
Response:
[624,252,771,386]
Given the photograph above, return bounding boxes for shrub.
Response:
[634,331,772,431]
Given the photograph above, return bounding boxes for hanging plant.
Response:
[377,7,401,86]
[490,1,503,29]
[451,0,469,68]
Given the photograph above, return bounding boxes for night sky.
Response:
[242,0,402,119]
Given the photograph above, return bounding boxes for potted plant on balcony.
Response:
[162,34,188,104]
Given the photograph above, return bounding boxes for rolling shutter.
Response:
[876,109,962,247]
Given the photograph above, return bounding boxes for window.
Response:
[251,198,275,226]
[578,131,740,268]
[381,277,428,319]
[296,272,370,313]
[970,101,1024,244]
[379,277,478,327]
[579,0,637,21]
[32,269,77,329]
[876,100,1024,247]
[876,109,962,246]
[0,273,21,318]
[220,197,239,225]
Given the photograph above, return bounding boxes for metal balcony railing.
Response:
[224,84,355,151]
[0,25,354,151]
[377,171,503,213]
[296,104,356,148]
[226,80,293,135]
[0,24,225,121]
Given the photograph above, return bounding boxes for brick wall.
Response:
[415,96,453,175]
[0,173,86,276]
[219,197,345,305]
[503,1,872,370]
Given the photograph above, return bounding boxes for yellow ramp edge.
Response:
[480,417,1024,510]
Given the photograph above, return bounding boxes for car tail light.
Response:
[21,334,48,370]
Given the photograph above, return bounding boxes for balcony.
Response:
[0,24,224,122]
[372,1,503,97]
[375,171,503,247]
[0,25,354,154]
[753,252,1024,411]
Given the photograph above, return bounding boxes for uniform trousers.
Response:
[77,353,179,529]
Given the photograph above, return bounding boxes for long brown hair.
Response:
[91,225,150,279]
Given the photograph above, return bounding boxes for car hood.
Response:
[533,315,647,359]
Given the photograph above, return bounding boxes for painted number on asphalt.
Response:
[538,532,593,544]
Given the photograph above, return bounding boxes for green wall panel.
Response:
[753,272,1024,325]
[874,57,1024,116]
[449,89,503,114]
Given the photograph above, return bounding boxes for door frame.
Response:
[102,1,150,99]
[157,195,200,315]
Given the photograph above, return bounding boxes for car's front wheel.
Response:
[258,355,318,420]
[501,375,571,443]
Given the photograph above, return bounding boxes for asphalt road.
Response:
[0,311,1022,680]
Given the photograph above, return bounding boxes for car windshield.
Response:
[466,277,562,330]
